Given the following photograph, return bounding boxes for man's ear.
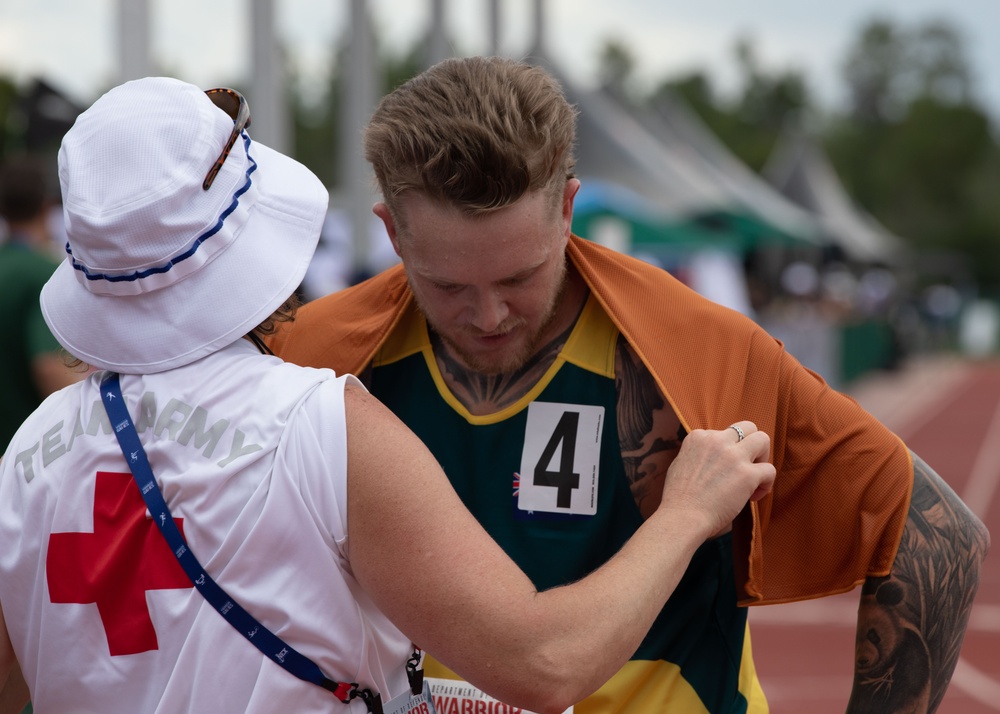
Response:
[562,178,581,237]
[373,202,401,256]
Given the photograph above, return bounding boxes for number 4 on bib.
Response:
[517,402,603,516]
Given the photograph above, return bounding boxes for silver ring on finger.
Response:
[728,424,745,442]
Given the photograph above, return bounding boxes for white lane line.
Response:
[888,371,969,442]
[953,383,1000,710]
[750,599,1000,632]
[748,597,856,626]
[751,599,1000,709]
[951,659,1000,710]
[962,390,1000,520]
[969,604,1000,633]
[846,358,969,440]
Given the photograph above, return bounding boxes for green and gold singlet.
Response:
[369,295,767,713]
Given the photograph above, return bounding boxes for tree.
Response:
[831,16,1000,293]
[291,28,424,190]
[733,37,809,133]
[649,36,809,171]
[0,75,20,160]
[911,20,972,106]
[842,18,909,122]
[644,15,1000,293]
[842,16,976,122]
[597,38,637,99]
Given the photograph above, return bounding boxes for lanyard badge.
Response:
[384,682,438,714]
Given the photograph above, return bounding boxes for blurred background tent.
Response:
[636,87,824,252]
[4,0,997,382]
[9,79,83,155]
[563,75,824,260]
[762,122,905,266]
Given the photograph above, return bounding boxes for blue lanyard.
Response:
[99,371,384,713]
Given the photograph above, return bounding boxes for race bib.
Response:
[516,402,603,516]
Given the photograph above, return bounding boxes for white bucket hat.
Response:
[40,76,328,374]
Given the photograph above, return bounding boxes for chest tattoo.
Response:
[615,337,685,518]
[431,323,574,414]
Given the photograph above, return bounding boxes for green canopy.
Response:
[572,180,809,258]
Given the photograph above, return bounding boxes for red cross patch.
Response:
[47,471,193,656]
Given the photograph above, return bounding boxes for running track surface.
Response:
[749,354,1000,713]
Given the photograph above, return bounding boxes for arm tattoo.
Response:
[615,338,685,519]
[848,452,990,713]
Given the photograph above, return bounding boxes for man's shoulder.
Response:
[299,265,406,317]
[569,236,758,335]
[271,265,411,374]
[569,235,699,298]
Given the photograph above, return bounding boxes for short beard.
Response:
[416,258,568,376]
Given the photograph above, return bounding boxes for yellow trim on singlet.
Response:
[373,294,619,426]
[425,622,768,713]
[739,622,769,712]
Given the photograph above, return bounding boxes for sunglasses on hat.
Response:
[203,88,251,191]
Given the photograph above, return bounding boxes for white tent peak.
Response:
[641,88,822,244]
[762,123,906,264]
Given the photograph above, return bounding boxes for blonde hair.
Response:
[364,56,578,229]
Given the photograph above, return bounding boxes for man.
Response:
[0,76,777,714]
[270,57,990,712]
[0,156,83,449]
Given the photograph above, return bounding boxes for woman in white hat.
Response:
[0,77,773,713]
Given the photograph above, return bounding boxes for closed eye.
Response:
[432,282,464,294]
[499,270,536,288]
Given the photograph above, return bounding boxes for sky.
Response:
[2,0,1000,119]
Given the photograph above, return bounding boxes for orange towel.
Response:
[271,234,912,605]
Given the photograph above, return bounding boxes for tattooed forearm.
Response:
[848,452,990,713]
[615,338,684,518]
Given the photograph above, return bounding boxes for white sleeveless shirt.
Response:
[0,340,412,713]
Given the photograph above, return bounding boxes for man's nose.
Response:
[469,289,509,333]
